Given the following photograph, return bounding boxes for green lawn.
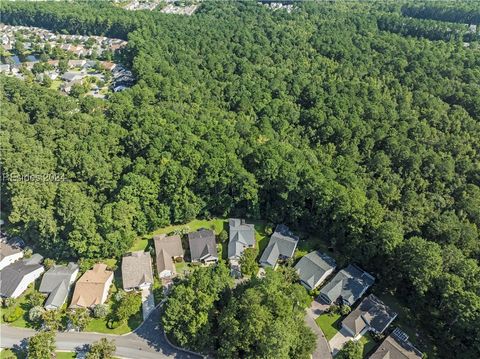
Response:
[55,352,76,359]
[49,79,62,91]
[359,332,377,357]
[0,349,19,359]
[315,313,341,341]
[86,308,143,335]
[0,284,38,329]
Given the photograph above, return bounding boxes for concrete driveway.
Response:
[305,299,333,359]
[329,327,354,356]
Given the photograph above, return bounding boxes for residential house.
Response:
[0,242,23,270]
[0,64,10,73]
[228,218,255,266]
[294,251,336,291]
[67,59,87,69]
[341,294,397,340]
[188,229,218,265]
[101,61,116,71]
[318,264,375,306]
[153,234,184,278]
[69,263,113,308]
[39,262,79,310]
[121,251,154,291]
[369,328,423,359]
[259,224,298,268]
[0,254,44,298]
[61,71,85,82]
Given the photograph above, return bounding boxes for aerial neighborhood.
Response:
[0,24,133,97]
[0,218,424,358]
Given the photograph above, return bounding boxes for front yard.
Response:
[315,313,341,341]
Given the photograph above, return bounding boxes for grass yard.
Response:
[86,308,143,335]
[0,285,38,329]
[0,349,20,359]
[359,332,377,357]
[49,79,62,91]
[315,313,341,341]
[55,352,76,359]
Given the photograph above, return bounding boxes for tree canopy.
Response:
[1,1,479,357]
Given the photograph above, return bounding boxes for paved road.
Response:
[1,307,201,359]
[305,299,333,359]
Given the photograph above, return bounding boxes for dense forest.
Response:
[1,1,479,357]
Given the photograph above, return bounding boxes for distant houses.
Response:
[70,263,113,308]
[0,242,23,270]
[294,251,336,291]
[369,328,423,359]
[188,229,218,265]
[39,262,79,310]
[0,254,44,298]
[121,251,154,291]
[154,234,184,278]
[318,264,375,306]
[341,294,397,340]
[259,224,298,268]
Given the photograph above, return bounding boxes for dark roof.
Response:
[228,218,255,259]
[121,251,154,289]
[342,294,397,336]
[188,229,218,262]
[369,328,423,359]
[294,251,336,289]
[259,224,298,267]
[319,264,375,306]
[0,255,44,297]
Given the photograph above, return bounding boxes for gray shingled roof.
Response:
[0,255,44,297]
[228,218,255,259]
[295,251,336,290]
[39,262,78,309]
[342,294,397,336]
[259,224,298,267]
[121,251,154,289]
[370,329,423,359]
[0,242,22,261]
[319,264,375,306]
[188,229,218,262]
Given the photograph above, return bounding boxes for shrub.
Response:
[218,230,228,243]
[340,305,351,316]
[174,256,183,263]
[4,306,24,322]
[4,297,16,308]
[93,304,109,319]
[265,224,274,236]
[114,290,125,302]
[43,258,56,270]
[27,291,45,307]
[29,305,46,322]
[107,320,120,329]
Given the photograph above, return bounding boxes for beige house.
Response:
[121,251,153,291]
[154,234,184,278]
[69,263,113,308]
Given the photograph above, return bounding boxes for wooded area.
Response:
[1,1,479,357]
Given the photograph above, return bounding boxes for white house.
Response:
[0,254,44,298]
[0,242,24,270]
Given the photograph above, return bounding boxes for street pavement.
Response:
[0,307,201,359]
[305,299,333,359]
